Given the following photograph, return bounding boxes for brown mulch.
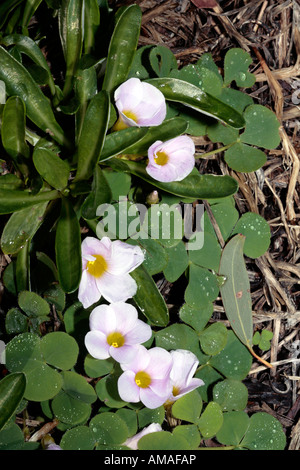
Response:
[108,0,300,449]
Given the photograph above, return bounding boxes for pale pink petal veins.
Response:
[108,240,144,275]
[125,320,152,345]
[89,304,117,334]
[78,269,101,309]
[96,271,138,303]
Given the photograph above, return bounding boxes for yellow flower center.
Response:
[135,371,151,388]
[86,254,108,278]
[123,110,138,123]
[172,386,180,397]
[107,332,125,348]
[112,110,138,131]
[154,151,169,166]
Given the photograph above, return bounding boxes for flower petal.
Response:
[139,387,167,409]
[89,304,117,334]
[145,347,173,379]
[78,270,101,309]
[84,330,110,360]
[108,240,144,275]
[118,370,141,403]
[108,302,138,335]
[110,344,139,364]
[96,272,138,303]
[125,319,152,345]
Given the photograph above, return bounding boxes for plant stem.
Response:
[195,143,233,159]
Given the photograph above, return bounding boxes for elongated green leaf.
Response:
[75,90,110,181]
[83,0,100,55]
[146,78,245,129]
[219,234,253,349]
[100,127,148,161]
[107,159,239,200]
[0,0,23,29]
[81,166,112,219]
[2,34,56,95]
[0,188,59,214]
[0,373,26,432]
[33,147,70,190]
[1,96,30,177]
[102,4,142,94]
[59,0,84,98]
[0,46,65,146]
[1,202,48,254]
[131,264,169,327]
[74,66,98,141]
[55,197,82,293]
[21,0,43,28]
[121,117,188,155]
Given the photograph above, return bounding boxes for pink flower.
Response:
[146,135,195,183]
[167,349,204,403]
[118,346,173,409]
[113,78,167,130]
[123,423,163,450]
[78,236,144,309]
[84,302,152,363]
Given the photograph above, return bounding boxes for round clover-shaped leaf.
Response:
[188,232,221,272]
[231,212,271,258]
[61,371,97,404]
[155,323,201,359]
[197,401,223,439]
[199,322,228,356]
[172,390,203,424]
[224,142,267,173]
[213,379,248,411]
[172,425,201,450]
[41,332,79,371]
[5,333,62,401]
[51,391,92,426]
[18,290,50,317]
[179,302,213,333]
[224,48,255,88]
[240,104,280,149]
[60,426,95,450]
[84,354,114,378]
[216,410,249,446]
[137,406,165,429]
[138,431,189,450]
[240,412,286,450]
[185,264,219,308]
[89,412,129,447]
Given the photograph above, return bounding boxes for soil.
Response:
[107,0,300,450]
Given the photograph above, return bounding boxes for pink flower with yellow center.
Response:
[84,302,152,363]
[78,236,144,309]
[146,135,195,183]
[113,78,167,130]
[167,349,204,403]
[117,345,173,409]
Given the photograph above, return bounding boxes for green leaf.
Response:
[60,426,95,450]
[33,147,70,190]
[84,354,114,378]
[163,241,189,282]
[199,322,228,356]
[146,78,245,129]
[149,45,178,77]
[185,264,219,308]
[2,34,56,95]
[138,431,189,450]
[0,373,26,432]
[155,323,201,359]
[127,238,168,276]
[75,90,110,181]
[240,412,286,450]
[231,212,271,258]
[224,48,255,88]
[41,332,79,370]
[81,166,112,219]
[18,290,50,317]
[172,390,203,424]
[240,104,280,149]
[219,234,253,349]
[131,264,169,327]
[224,142,266,173]
[213,379,248,412]
[197,402,223,439]
[95,374,127,409]
[210,331,252,380]
[59,0,84,98]
[172,425,201,450]
[107,159,239,200]
[1,96,30,177]
[61,370,97,403]
[1,202,48,254]
[52,391,91,425]
[0,422,24,451]
[5,333,63,401]
[83,0,100,55]
[100,127,148,162]
[179,302,213,333]
[5,308,28,334]
[90,412,129,447]
[216,411,249,446]
[188,232,221,272]
[0,46,66,146]
[55,197,82,293]
[102,4,142,94]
